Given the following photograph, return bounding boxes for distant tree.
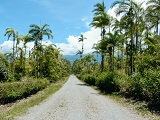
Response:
[78,34,87,58]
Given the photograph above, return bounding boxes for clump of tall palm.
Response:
[111,0,140,74]
[29,24,53,78]
[4,28,18,76]
[105,31,120,72]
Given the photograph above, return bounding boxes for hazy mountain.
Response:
[64,54,101,64]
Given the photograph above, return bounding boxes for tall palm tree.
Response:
[90,1,110,72]
[29,23,53,78]
[111,0,136,74]
[78,34,87,58]
[16,34,24,58]
[147,0,160,35]
[106,31,120,72]
[76,50,83,59]
[23,34,34,57]
[4,28,18,76]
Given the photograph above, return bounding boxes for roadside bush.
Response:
[76,74,81,79]
[81,74,96,85]
[0,60,13,82]
[117,73,144,99]
[96,72,119,93]
[142,69,160,104]
[116,69,160,105]
[0,78,49,104]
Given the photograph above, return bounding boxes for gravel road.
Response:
[15,75,147,120]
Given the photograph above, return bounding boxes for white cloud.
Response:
[0,40,13,53]
[0,40,53,54]
[85,22,90,28]
[107,0,148,21]
[0,28,101,56]
[82,18,86,21]
[56,28,101,55]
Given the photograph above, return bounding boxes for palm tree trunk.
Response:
[35,40,38,78]
[109,51,112,72]
[12,36,15,77]
[101,53,104,72]
[112,47,114,72]
[135,21,139,55]
[24,45,27,75]
[130,29,134,75]
[40,39,43,78]
[82,41,83,58]
[157,17,159,35]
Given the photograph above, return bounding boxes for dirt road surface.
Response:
[15,75,147,120]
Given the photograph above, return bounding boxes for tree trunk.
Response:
[12,36,15,77]
[112,47,114,72]
[101,53,104,72]
[130,29,134,75]
[135,21,139,55]
[82,41,83,58]
[24,45,26,76]
[121,43,124,70]
[39,39,43,78]
[109,51,112,72]
[157,17,159,35]
[35,40,38,78]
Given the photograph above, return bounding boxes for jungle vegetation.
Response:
[73,0,160,112]
[0,23,72,103]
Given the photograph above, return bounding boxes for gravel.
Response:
[15,75,148,120]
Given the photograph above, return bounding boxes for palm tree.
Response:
[76,50,83,59]
[78,34,87,58]
[105,31,120,72]
[16,34,24,58]
[147,0,160,35]
[23,34,34,57]
[90,1,110,72]
[4,28,18,76]
[29,23,53,78]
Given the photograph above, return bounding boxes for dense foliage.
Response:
[0,23,71,104]
[73,0,160,112]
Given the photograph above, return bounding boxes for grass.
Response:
[0,77,69,120]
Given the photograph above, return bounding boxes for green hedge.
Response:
[96,72,119,93]
[81,74,96,85]
[117,69,160,105]
[0,78,49,104]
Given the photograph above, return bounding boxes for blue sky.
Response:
[0,0,114,44]
[0,0,118,55]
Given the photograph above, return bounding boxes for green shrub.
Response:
[116,70,160,105]
[118,73,144,99]
[96,72,119,93]
[0,78,49,104]
[142,70,160,104]
[0,61,13,82]
[81,74,96,85]
[76,74,81,79]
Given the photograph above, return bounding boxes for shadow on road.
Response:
[90,92,102,96]
[76,83,88,86]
